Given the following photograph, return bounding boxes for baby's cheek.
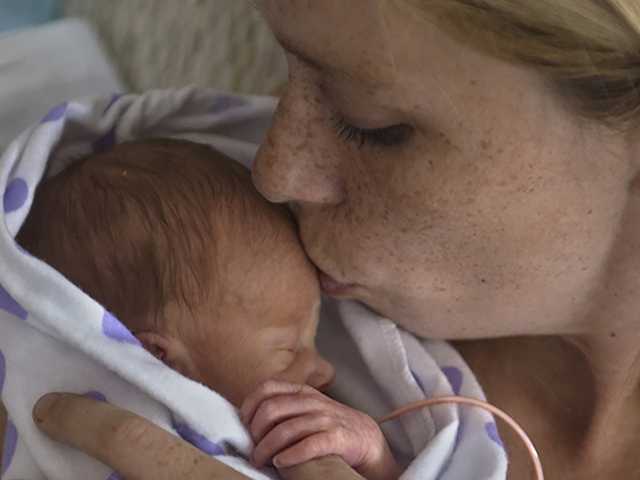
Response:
[231,354,293,405]
[249,352,299,390]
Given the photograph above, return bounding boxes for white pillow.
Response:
[0,18,123,151]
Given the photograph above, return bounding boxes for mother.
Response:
[30,1,640,479]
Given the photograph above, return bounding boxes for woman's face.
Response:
[253,0,632,339]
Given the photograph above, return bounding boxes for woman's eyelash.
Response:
[333,116,413,148]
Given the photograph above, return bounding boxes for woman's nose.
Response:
[252,89,345,205]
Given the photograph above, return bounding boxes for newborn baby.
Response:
[17,139,400,480]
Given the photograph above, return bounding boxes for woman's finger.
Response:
[279,456,366,480]
[33,393,249,480]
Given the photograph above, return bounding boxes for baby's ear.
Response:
[136,332,170,361]
[136,331,198,379]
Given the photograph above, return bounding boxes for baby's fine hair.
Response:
[18,139,291,331]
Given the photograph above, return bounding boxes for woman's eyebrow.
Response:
[276,35,331,72]
[276,34,392,87]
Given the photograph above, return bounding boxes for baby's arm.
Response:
[241,381,402,480]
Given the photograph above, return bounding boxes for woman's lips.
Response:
[318,270,357,296]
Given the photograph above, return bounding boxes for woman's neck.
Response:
[454,176,640,478]
[454,329,640,479]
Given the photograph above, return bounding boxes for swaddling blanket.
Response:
[317,300,509,479]
[0,87,508,480]
[0,87,278,480]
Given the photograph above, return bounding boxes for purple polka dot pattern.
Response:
[0,285,27,321]
[106,472,123,480]
[3,178,28,213]
[84,391,107,402]
[442,366,463,395]
[174,422,225,456]
[484,421,504,448]
[41,102,68,123]
[1,419,17,476]
[93,126,117,153]
[0,351,5,395]
[102,311,141,346]
[210,95,247,114]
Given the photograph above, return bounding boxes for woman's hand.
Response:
[241,381,401,480]
[32,393,250,480]
[32,392,365,480]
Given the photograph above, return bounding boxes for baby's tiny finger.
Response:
[249,394,327,442]
[273,433,339,469]
[240,381,307,424]
[252,414,333,467]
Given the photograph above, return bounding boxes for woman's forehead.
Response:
[260,0,397,87]
[259,0,518,103]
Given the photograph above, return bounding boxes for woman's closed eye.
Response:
[333,115,414,148]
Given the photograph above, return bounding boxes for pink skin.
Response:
[248,1,640,477]
[241,381,401,480]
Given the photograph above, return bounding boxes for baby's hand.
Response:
[240,381,401,480]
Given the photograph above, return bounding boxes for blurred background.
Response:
[1,0,288,95]
[61,0,288,94]
[0,0,289,149]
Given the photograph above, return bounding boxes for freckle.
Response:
[587,209,593,215]
[610,332,617,338]
[480,278,486,283]
[481,140,491,150]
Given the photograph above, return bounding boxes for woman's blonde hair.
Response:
[397,0,640,125]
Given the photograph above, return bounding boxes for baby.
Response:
[17,139,400,480]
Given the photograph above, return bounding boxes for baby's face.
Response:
[176,209,335,407]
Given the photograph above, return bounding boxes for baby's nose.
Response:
[308,356,336,392]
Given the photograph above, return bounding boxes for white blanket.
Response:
[0,87,279,480]
[318,300,508,480]
[0,19,124,153]
[0,87,507,480]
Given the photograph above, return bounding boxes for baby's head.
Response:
[18,139,334,406]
